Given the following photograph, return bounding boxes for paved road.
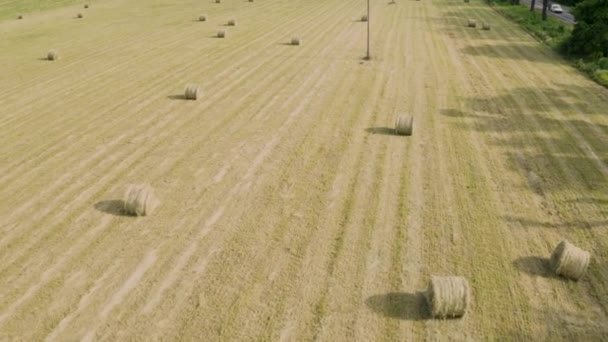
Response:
[519,0,577,24]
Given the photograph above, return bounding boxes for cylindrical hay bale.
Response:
[47,49,59,61]
[550,240,590,280]
[394,115,413,136]
[482,23,491,30]
[77,13,83,18]
[467,19,476,28]
[426,276,470,318]
[217,30,226,38]
[228,19,237,26]
[18,15,23,19]
[184,84,199,100]
[123,184,160,216]
[216,0,221,3]
[199,15,207,21]
[291,37,301,46]
[361,15,368,22]
[84,4,89,8]
[464,0,470,2]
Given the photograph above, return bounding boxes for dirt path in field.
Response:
[1,0,607,340]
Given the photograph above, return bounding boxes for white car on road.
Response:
[550,4,563,13]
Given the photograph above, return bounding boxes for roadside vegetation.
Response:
[491,0,608,87]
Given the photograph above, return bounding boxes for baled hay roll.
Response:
[77,13,84,18]
[361,15,368,22]
[228,19,237,26]
[482,23,491,30]
[550,240,590,280]
[426,276,470,318]
[199,15,207,21]
[185,84,199,100]
[464,0,470,2]
[18,15,23,19]
[123,184,160,216]
[291,37,301,46]
[84,4,89,8]
[47,49,60,61]
[394,115,413,136]
[217,30,226,38]
[249,0,254,2]
[216,0,221,3]
[467,19,476,28]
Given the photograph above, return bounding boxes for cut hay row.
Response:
[0,0,320,187]
[2,0,608,339]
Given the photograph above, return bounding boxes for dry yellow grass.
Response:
[1,0,608,340]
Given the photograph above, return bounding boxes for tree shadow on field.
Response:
[460,44,556,64]
[513,256,567,280]
[365,292,429,320]
[365,127,396,135]
[504,216,608,229]
[95,200,132,217]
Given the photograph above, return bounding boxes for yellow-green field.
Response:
[1,0,608,340]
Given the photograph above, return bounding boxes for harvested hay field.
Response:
[1,0,608,340]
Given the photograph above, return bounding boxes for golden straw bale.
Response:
[395,115,414,136]
[123,184,160,216]
[426,276,470,318]
[550,240,590,280]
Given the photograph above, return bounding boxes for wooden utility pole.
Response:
[366,0,371,60]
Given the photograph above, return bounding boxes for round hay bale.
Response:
[482,23,491,30]
[464,0,470,2]
[17,15,23,19]
[361,15,368,22]
[199,15,207,21]
[84,4,89,8]
[249,0,254,2]
[216,0,221,3]
[550,240,590,280]
[184,84,199,100]
[47,49,59,61]
[394,115,413,136]
[123,184,160,216]
[291,37,301,46]
[426,276,470,318]
[77,13,84,18]
[217,30,226,38]
[467,19,476,28]
[228,19,237,26]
